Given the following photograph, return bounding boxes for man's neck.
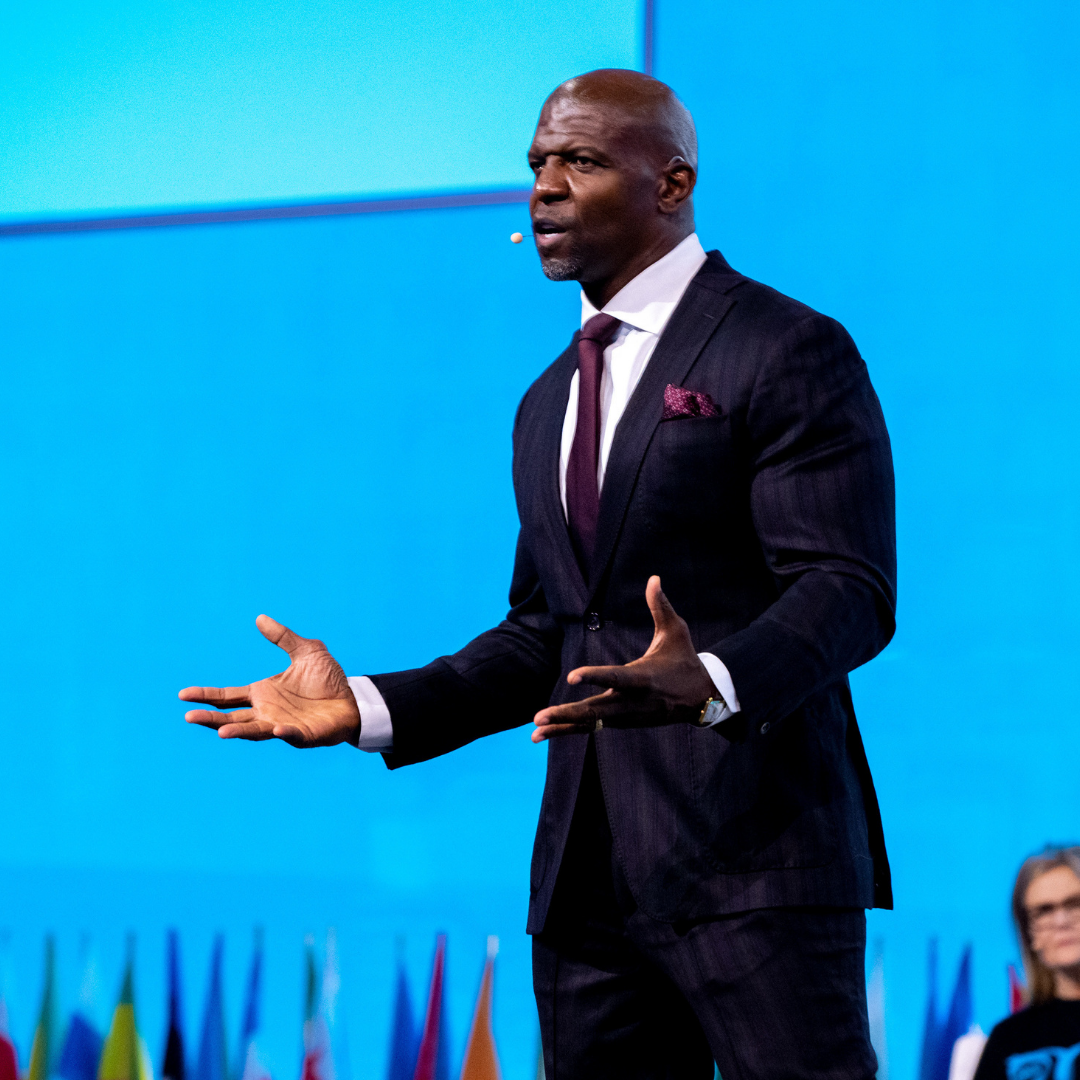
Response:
[580,226,695,310]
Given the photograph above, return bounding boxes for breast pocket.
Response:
[643,414,736,528]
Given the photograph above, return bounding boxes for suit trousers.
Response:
[532,738,878,1080]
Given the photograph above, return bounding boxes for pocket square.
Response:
[663,383,719,420]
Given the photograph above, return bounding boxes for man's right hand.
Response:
[179,616,361,748]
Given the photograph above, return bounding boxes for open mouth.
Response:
[532,220,568,248]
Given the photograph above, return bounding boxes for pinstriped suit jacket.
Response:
[371,250,896,931]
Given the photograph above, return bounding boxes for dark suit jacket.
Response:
[371,250,896,932]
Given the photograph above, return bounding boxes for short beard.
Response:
[540,253,587,281]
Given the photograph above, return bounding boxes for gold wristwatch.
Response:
[697,696,724,727]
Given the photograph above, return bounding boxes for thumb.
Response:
[645,575,679,633]
[255,614,307,658]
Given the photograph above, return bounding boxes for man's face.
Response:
[528,95,661,284]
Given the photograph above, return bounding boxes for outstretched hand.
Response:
[532,575,716,742]
[179,616,361,748]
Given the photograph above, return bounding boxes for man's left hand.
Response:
[532,575,716,742]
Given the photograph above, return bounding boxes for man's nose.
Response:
[532,163,569,203]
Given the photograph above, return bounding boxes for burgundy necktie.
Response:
[566,312,621,572]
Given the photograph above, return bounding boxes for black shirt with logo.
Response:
[974,1000,1080,1080]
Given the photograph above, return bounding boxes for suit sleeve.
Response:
[368,529,564,768]
[708,312,897,727]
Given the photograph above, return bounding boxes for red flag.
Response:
[1008,964,1026,1014]
[413,936,446,1080]
[0,1034,17,1080]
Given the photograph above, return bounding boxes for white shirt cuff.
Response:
[697,652,741,727]
[347,676,394,752]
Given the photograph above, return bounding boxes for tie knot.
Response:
[580,312,622,346]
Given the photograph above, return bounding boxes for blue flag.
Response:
[195,937,228,1080]
[385,963,417,1080]
[937,946,974,1080]
[918,939,941,1080]
[57,1016,103,1080]
[237,931,269,1080]
[162,931,186,1080]
[58,939,104,1080]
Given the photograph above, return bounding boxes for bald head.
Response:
[545,69,698,170]
[528,69,699,307]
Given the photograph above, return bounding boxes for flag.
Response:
[98,945,153,1080]
[300,940,330,1080]
[0,985,17,1080]
[459,937,500,1080]
[413,935,449,1080]
[194,937,228,1080]
[321,932,348,1080]
[918,939,941,1080]
[60,1017,105,1080]
[237,931,269,1080]
[162,931,186,1080]
[866,939,888,1080]
[1008,964,1026,1014]
[937,945,973,1080]
[58,937,103,1080]
[29,936,58,1080]
[947,1027,987,1080]
[386,961,418,1080]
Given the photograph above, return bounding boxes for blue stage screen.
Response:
[2,2,1079,1079]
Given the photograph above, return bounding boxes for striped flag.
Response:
[58,937,104,1080]
[98,945,153,1080]
[459,938,500,1080]
[237,931,269,1080]
[28,937,58,1080]
[300,941,331,1080]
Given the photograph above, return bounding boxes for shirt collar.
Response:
[580,232,708,335]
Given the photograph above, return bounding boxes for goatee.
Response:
[540,254,587,282]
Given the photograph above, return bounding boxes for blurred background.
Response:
[0,1,1078,1078]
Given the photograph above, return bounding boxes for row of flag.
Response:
[916,942,1028,1080]
[0,933,502,1080]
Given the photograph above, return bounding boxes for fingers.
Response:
[566,664,650,692]
[178,685,252,708]
[645,574,679,630]
[533,690,671,738]
[185,709,277,741]
[255,614,306,657]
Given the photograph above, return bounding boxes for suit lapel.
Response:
[587,258,739,591]
[524,342,589,608]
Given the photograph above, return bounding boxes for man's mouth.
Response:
[532,220,569,250]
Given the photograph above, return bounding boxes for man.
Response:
[181,69,896,1079]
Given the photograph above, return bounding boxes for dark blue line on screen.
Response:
[0,186,532,240]
[644,0,655,75]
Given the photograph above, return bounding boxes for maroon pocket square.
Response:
[663,383,719,420]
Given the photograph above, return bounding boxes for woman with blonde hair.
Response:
[974,845,1080,1080]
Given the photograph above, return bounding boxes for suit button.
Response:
[760,722,771,734]
[585,612,603,631]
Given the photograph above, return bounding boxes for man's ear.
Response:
[658,157,696,214]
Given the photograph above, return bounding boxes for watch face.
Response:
[701,699,723,727]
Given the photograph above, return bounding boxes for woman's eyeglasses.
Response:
[1026,895,1080,930]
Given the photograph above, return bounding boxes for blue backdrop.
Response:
[1,2,1078,1079]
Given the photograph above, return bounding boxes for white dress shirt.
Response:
[350,232,740,752]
